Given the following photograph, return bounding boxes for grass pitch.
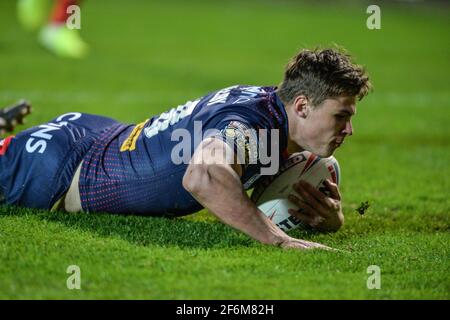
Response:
[0,0,449,299]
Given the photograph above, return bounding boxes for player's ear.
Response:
[293,95,309,118]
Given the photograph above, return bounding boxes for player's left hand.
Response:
[287,179,344,232]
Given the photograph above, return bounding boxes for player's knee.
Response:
[63,163,83,212]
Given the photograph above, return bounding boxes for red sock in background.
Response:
[50,0,80,25]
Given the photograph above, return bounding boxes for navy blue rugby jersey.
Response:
[79,85,290,216]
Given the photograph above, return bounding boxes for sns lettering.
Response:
[25,112,82,154]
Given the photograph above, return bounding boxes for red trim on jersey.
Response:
[0,136,14,156]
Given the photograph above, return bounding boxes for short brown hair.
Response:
[277,47,372,106]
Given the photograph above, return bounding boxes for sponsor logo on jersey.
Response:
[120,119,149,152]
[144,99,200,139]
[25,112,82,154]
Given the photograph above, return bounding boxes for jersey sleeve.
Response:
[197,91,287,182]
[214,120,259,171]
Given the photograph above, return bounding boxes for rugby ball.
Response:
[251,151,341,232]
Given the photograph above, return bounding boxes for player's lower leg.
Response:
[17,0,51,31]
[39,0,89,59]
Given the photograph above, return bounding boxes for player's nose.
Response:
[342,120,353,136]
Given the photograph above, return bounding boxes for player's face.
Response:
[292,96,356,157]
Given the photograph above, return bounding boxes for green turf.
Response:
[0,0,449,299]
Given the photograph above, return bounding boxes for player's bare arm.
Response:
[183,137,332,250]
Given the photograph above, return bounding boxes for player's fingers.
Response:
[287,195,315,216]
[300,240,335,251]
[324,179,341,200]
[293,182,327,213]
[299,180,334,208]
[299,214,325,229]
[288,204,325,229]
[288,206,314,225]
[317,245,337,252]
[287,193,303,207]
[281,238,331,250]
[281,242,310,250]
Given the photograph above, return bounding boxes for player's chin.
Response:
[315,146,335,158]
[306,143,337,158]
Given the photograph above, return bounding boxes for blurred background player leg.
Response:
[0,101,32,136]
[39,0,89,58]
[17,0,89,59]
[17,0,51,31]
